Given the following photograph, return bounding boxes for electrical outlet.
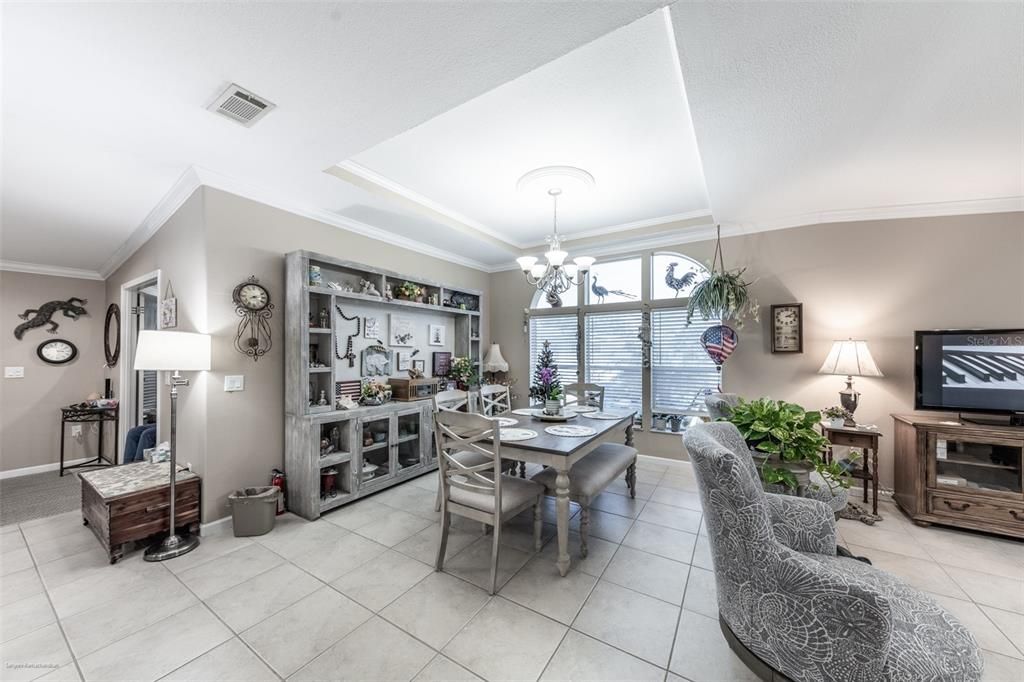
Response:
[71,425,82,437]
[4,367,24,378]
[224,375,244,392]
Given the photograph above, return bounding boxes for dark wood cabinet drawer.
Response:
[927,491,1024,526]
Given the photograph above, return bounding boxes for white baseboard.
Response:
[200,515,233,536]
[0,457,93,481]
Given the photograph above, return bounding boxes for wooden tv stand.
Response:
[892,414,1023,539]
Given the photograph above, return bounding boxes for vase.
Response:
[829,417,846,428]
[544,399,562,416]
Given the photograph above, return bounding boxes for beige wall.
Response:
[198,188,491,522]
[491,211,1024,488]
[1,272,107,472]
[104,189,209,485]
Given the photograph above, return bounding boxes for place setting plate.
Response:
[569,405,599,414]
[492,417,518,427]
[545,424,596,437]
[498,428,538,442]
[581,411,631,420]
[511,408,537,416]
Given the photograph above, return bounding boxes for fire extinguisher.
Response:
[270,469,286,515]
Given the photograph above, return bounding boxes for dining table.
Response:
[487,408,636,577]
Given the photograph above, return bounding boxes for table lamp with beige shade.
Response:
[818,339,883,425]
[133,330,211,561]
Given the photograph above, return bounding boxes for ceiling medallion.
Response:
[515,166,596,297]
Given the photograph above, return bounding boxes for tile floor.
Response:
[0,455,1022,681]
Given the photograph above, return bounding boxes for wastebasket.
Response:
[228,486,280,537]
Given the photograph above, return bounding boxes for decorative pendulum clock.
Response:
[232,276,274,361]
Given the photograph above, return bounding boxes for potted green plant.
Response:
[823,405,852,428]
[360,380,392,406]
[396,281,423,302]
[726,397,848,492]
[686,225,758,327]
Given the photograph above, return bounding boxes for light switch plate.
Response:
[224,375,244,392]
[4,367,24,378]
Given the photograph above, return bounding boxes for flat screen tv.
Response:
[915,329,1024,424]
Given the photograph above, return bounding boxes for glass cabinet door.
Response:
[359,416,391,486]
[395,409,423,473]
[929,433,1023,496]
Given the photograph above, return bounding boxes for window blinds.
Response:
[651,308,721,413]
[528,315,579,388]
[585,310,643,413]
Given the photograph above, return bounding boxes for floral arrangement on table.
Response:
[726,397,848,492]
[446,356,477,390]
[360,380,392,406]
[396,281,424,302]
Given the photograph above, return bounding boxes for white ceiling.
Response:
[0,1,665,275]
[669,1,1024,228]
[2,2,1021,277]
[344,9,710,250]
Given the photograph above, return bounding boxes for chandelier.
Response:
[515,168,595,296]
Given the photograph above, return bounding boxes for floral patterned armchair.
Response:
[683,421,982,682]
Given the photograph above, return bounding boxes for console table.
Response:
[892,414,1023,539]
[821,423,882,515]
[80,462,201,563]
[60,404,119,476]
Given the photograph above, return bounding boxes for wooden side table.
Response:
[80,462,200,563]
[821,424,882,515]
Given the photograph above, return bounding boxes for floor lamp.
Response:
[134,330,211,562]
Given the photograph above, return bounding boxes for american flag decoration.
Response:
[701,324,738,389]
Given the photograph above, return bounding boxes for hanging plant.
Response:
[687,225,759,327]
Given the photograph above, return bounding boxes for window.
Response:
[585,257,641,305]
[652,252,707,300]
[651,307,721,413]
[526,251,717,427]
[585,311,643,413]
[531,288,575,310]
[528,315,579,391]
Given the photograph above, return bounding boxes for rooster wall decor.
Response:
[590,274,636,304]
[665,262,698,297]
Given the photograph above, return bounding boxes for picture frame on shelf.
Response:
[428,324,445,346]
[770,303,803,353]
[432,351,452,377]
[412,359,426,374]
[389,314,414,347]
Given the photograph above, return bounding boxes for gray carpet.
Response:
[0,470,82,527]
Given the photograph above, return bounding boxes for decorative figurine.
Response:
[14,297,88,340]
[317,390,328,406]
[384,284,394,300]
[327,281,343,290]
[360,279,382,297]
[408,366,424,379]
[318,308,329,329]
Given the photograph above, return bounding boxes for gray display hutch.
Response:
[285,250,482,520]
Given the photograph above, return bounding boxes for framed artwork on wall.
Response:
[412,359,426,374]
[396,351,411,371]
[364,316,380,339]
[432,351,451,377]
[771,303,803,353]
[389,314,414,347]
[428,324,445,346]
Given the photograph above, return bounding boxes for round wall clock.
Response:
[232,275,274,362]
[38,338,78,365]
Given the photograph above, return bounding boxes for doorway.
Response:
[118,271,162,463]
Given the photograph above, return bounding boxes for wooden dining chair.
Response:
[479,384,511,416]
[563,382,605,410]
[434,410,544,594]
[434,388,469,412]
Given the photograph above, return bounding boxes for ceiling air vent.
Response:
[207,83,275,127]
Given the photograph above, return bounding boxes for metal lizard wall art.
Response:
[14,298,88,340]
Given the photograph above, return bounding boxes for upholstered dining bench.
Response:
[532,442,637,557]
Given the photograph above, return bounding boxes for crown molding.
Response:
[0,260,104,281]
[737,196,1024,234]
[334,160,518,248]
[193,167,497,273]
[99,166,203,279]
[520,208,714,248]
